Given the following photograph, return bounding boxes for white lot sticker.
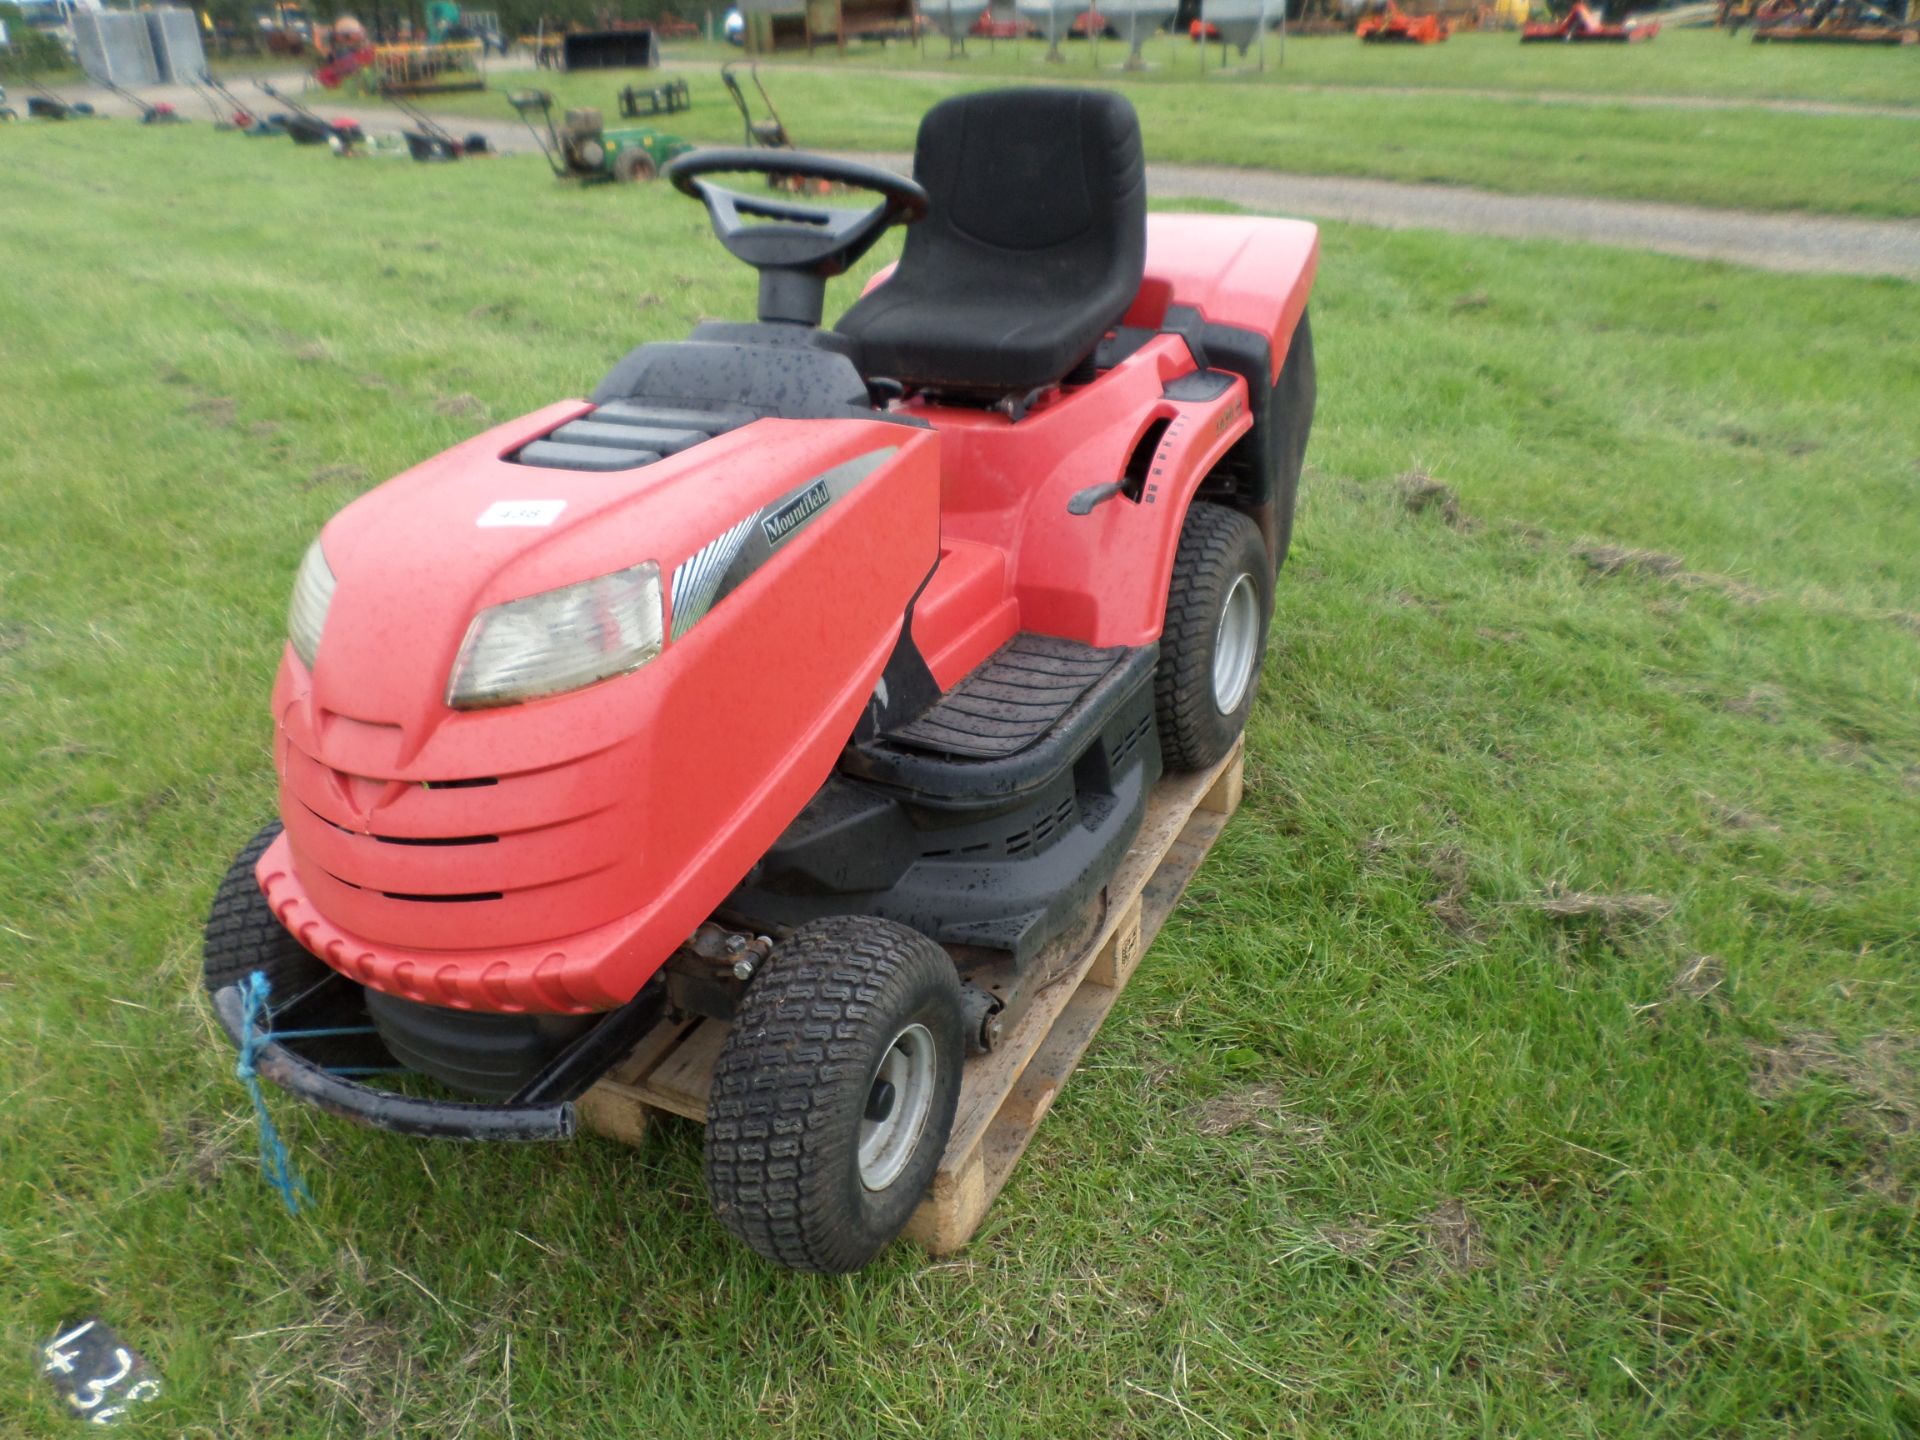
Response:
[40,1317,162,1426]
[477,500,566,528]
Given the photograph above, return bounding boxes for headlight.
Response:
[447,561,664,709]
[288,540,336,670]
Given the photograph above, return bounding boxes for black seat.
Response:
[835,88,1146,397]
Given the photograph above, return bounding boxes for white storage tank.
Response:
[1101,0,1176,66]
[1201,0,1272,55]
[1015,0,1077,58]
[923,0,991,46]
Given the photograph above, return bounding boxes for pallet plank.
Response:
[580,740,1245,1253]
[636,1019,727,1121]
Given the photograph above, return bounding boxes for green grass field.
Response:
[3,106,1918,1437]
[450,36,1920,217]
[655,28,1920,105]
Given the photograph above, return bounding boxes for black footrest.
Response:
[844,635,1157,807]
[889,635,1125,761]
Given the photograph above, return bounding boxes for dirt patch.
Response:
[1186,1084,1325,1146]
[187,394,238,428]
[162,1114,238,1187]
[1422,844,1482,939]
[305,464,369,491]
[292,341,331,364]
[248,420,284,442]
[1317,1221,1382,1258]
[1749,1031,1920,1133]
[1452,290,1491,312]
[1412,1199,1492,1275]
[1576,545,1772,605]
[1188,1083,1285,1137]
[1749,1030,1920,1203]
[1822,739,1882,771]
[434,393,488,420]
[1722,684,1788,724]
[245,1252,416,1432]
[1670,953,1726,1005]
[1577,544,1685,579]
[1525,886,1673,941]
[1395,469,1474,529]
[1702,794,1780,834]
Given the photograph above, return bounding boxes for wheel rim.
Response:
[1212,572,1260,715]
[859,1022,936,1191]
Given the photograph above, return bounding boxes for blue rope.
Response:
[235,971,314,1216]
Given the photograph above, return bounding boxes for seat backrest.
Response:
[835,88,1146,396]
[909,86,1145,265]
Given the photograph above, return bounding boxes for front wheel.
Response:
[613,147,656,183]
[202,823,386,1065]
[704,916,963,1273]
[1154,502,1272,772]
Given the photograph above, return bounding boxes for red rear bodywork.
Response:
[259,213,1315,1015]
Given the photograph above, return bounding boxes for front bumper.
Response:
[209,975,665,1141]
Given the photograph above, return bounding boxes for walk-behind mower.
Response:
[199,70,282,135]
[721,61,791,149]
[508,88,689,184]
[203,88,1318,1272]
[388,92,489,161]
[257,80,365,150]
[96,75,189,124]
[15,73,96,120]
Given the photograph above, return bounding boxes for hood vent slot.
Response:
[510,402,751,473]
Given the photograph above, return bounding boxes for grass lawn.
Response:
[449,42,1920,218]
[651,28,1920,107]
[3,122,1919,1437]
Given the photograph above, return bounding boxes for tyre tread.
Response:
[1155,502,1271,772]
[705,916,961,1273]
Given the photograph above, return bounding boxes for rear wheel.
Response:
[1154,502,1272,772]
[202,823,383,1063]
[613,147,657,183]
[704,916,963,1273]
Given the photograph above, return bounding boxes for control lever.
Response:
[1066,481,1124,516]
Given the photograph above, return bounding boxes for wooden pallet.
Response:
[576,739,1246,1253]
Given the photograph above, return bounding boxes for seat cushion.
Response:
[836,88,1147,395]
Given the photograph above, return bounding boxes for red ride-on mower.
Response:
[203,88,1317,1271]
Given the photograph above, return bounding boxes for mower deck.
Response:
[577,737,1245,1253]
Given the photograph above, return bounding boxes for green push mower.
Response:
[507,88,690,186]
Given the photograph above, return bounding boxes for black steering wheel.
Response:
[665,148,928,326]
